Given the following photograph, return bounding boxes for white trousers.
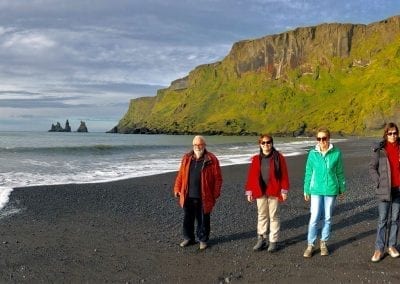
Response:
[256,195,280,242]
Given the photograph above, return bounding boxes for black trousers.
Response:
[183,198,210,242]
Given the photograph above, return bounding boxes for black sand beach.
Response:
[1,138,400,283]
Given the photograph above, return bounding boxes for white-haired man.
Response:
[173,135,222,250]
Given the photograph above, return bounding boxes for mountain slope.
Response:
[114,15,400,136]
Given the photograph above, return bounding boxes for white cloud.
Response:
[4,32,55,49]
[0,0,399,131]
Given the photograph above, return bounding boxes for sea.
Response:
[0,131,334,213]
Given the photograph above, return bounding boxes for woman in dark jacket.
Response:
[369,122,400,262]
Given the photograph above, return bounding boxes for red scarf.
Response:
[385,142,400,188]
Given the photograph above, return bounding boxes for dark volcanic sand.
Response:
[0,138,399,283]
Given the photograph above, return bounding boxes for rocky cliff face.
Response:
[112,15,400,136]
[227,16,400,79]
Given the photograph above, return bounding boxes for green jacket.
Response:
[304,144,346,196]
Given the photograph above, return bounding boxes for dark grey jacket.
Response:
[368,140,398,201]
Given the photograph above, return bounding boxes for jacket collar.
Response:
[373,139,400,152]
[315,143,333,154]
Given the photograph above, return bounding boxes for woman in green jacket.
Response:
[303,127,346,258]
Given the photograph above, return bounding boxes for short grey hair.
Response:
[193,135,206,145]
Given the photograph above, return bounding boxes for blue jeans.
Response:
[307,195,336,245]
[375,194,400,250]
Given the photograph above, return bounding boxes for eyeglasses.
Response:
[193,144,204,147]
[387,131,398,136]
[260,140,272,145]
[316,137,328,142]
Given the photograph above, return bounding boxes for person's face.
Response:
[316,131,329,149]
[386,127,398,143]
[192,138,205,158]
[260,137,273,153]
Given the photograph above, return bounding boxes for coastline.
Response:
[1,138,399,282]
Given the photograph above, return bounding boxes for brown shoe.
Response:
[388,247,400,258]
[303,244,314,258]
[371,250,383,262]
[320,240,329,256]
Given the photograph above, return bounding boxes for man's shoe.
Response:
[388,247,400,258]
[267,242,277,252]
[253,236,266,251]
[303,244,314,258]
[320,240,329,256]
[371,250,383,262]
[199,241,208,250]
[179,239,194,247]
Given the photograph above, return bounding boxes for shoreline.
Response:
[0,137,376,210]
[1,138,399,282]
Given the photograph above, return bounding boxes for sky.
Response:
[0,0,399,132]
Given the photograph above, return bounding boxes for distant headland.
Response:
[110,15,400,137]
[48,120,89,132]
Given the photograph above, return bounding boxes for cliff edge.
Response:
[113,16,400,136]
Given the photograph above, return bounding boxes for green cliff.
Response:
[114,15,400,136]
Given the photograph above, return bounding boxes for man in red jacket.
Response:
[245,134,290,252]
[174,135,222,250]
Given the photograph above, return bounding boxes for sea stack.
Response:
[48,120,72,132]
[77,121,88,132]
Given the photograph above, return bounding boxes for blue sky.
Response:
[0,0,399,132]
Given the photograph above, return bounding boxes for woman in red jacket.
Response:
[245,134,290,252]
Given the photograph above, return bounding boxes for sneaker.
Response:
[388,247,400,258]
[371,250,383,262]
[267,242,277,253]
[179,239,194,247]
[253,236,266,251]
[199,241,208,250]
[303,244,314,258]
[320,240,329,256]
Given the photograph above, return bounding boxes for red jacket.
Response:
[245,151,290,201]
[174,150,222,214]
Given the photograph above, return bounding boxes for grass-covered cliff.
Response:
[114,16,400,136]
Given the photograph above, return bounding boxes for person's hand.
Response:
[304,194,310,202]
[281,193,288,201]
[174,192,180,198]
[247,195,254,203]
[338,193,345,201]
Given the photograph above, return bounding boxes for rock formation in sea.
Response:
[48,120,72,132]
[64,120,71,132]
[76,121,88,132]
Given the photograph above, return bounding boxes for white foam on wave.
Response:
[0,186,14,212]
[0,206,22,218]
[0,138,319,214]
[284,151,305,157]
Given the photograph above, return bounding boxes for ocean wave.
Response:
[0,133,321,213]
[0,144,178,155]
